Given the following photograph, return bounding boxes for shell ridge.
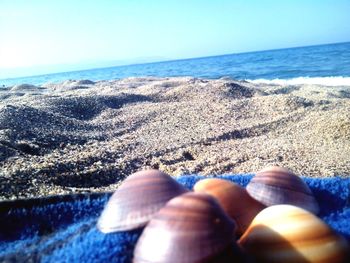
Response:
[248,180,314,196]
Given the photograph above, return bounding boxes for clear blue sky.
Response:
[1,0,349,79]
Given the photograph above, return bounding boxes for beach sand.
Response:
[0,77,349,200]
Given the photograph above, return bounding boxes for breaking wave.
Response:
[247,76,350,86]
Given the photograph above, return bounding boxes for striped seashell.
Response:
[246,166,319,214]
[133,192,247,263]
[238,205,349,263]
[193,178,265,236]
[97,169,188,233]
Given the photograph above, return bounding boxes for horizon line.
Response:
[1,40,349,82]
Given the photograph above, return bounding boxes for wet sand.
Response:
[1,77,349,200]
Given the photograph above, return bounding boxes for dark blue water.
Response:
[1,42,350,87]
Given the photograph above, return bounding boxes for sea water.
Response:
[1,42,350,87]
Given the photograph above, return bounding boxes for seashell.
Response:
[97,169,188,233]
[246,166,319,214]
[133,192,247,263]
[193,178,265,236]
[238,205,349,263]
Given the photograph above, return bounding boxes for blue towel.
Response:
[0,174,349,262]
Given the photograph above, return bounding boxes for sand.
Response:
[0,77,349,200]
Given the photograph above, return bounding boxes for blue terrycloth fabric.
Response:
[0,174,349,262]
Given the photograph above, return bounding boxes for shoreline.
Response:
[1,77,350,200]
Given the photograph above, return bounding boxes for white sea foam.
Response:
[247,77,350,86]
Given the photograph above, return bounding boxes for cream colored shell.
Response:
[239,205,349,263]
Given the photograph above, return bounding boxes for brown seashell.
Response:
[193,178,265,236]
[133,192,246,263]
[97,169,188,233]
[246,166,319,214]
[238,205,349,263]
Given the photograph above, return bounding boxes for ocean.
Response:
[1,42,350,87]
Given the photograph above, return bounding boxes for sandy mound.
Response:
[0,77,349,200]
